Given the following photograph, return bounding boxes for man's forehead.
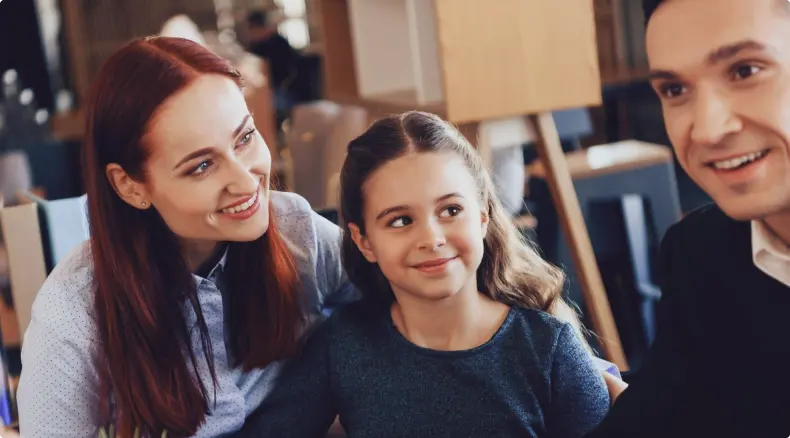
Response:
[646,0,784,70]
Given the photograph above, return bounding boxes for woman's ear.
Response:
[106,163,151,210]
[348,223,377,263]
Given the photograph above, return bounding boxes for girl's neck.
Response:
[390,284,511,351]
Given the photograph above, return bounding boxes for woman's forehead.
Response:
[146,75,249,163]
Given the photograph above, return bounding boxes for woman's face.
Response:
[119,74,272,250]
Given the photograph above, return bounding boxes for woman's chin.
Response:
[218,216,270,242]
[228,224,269,242]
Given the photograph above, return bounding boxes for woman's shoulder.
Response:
[270,190,313,218]
[269,191,358,313]
[30,241,96,338]
[269,190,339,252]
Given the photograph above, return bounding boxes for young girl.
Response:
[240,111,610,437]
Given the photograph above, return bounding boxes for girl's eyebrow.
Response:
[374,193,464,221]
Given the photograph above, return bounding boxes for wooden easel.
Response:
[318,0,628,370]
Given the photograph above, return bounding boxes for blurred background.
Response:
[0,0,713,430]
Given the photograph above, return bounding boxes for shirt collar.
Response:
[194,245,229,284]
[752,220,790,262]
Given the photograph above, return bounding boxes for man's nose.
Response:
[689,87,742,147]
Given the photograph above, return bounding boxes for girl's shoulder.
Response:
[510,306,569,333]
[506,306,578,355]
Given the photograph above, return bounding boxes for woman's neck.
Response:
[390,283,511,351]
[181,239,223,275]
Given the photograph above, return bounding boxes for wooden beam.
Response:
[528,112,628,370]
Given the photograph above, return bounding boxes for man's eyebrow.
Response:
[706,40,771,65]
[646,40,773,83]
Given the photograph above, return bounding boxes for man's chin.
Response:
[713,195,788,223]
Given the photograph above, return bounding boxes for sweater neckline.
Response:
[384,306,516,358]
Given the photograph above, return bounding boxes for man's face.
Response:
[646,0,790,221]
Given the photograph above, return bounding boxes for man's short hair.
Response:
[642,0,662,24]
[644,0,790,24]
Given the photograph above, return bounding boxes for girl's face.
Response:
[107,75,271,259]
[349,151,489,304]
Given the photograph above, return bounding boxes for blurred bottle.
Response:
[1,70,49,146]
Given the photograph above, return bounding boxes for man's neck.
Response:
[390,284,510,351]
[763,209,790,247]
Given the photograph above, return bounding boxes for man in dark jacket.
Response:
[587,0,790,437]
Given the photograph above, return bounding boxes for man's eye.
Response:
[732,64,762,81]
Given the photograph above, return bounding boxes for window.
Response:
[274,0,309,49]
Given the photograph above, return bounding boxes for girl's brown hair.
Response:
[339,111,585,337]
[83,36,302,436]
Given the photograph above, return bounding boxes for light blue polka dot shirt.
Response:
[17,191,359,437]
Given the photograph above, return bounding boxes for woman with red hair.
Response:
[16,36,356,437]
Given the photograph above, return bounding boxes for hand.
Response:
[602,371,628,405]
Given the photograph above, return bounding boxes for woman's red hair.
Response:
[82,37,303,437]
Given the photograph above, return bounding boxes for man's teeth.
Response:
[221,192,257,214]
[712,151,767,170]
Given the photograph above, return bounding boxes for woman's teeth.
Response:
[712,150,767,170]
[221,192,257,214]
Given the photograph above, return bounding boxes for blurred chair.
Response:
[287,101,368,210]
[528,140,681,366]
[0,152,32,208]
[0,193,88,338]
[551,107,594,151]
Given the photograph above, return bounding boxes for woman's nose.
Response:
[226,158,260,194]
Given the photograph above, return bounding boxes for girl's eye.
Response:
[389,216,413,228]
[659,82,686,99]
[440,205,463,217]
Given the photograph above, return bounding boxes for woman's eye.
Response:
[237,129,256,147]
[190,160,212,176]
[389,216,412,228]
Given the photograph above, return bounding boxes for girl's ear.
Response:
[480,206,490,238]
[348,223,377,263]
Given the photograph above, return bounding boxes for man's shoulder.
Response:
[661,203,753,282]
[667,203,750,248]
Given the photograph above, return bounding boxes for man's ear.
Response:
[348,223,377,263]
[105,163,151,210]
